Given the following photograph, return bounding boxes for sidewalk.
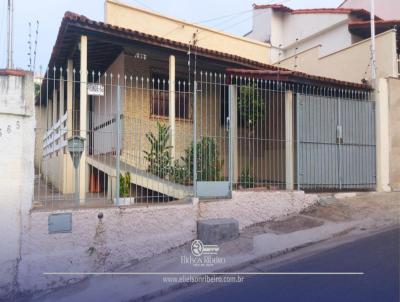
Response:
[25,192,400,302]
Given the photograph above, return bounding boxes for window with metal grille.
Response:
[150,74,191,120]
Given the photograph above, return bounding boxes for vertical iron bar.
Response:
[296,91,300,190]
[193,81,197,197]
[116,84,121,206]
[228,84,233,193]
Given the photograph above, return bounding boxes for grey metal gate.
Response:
[297,94,376,191]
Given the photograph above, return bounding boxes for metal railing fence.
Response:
[33,67,376,209]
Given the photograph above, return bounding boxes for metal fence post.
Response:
[228,84,237,193]
[296,94,301,190]
[193,81,197,197]
[115,84,121,206]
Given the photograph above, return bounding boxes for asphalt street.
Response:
[170,228,400,302]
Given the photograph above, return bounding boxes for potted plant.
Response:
[115,172,134,205]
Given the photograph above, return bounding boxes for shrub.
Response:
[143,122,172,179]
[172,137,224,185]
[238,84,265,129]
[119,172,131,197]
[239,168,255,188]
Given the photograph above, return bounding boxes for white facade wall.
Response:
[93,53,124,155]
[340,0,400,20]
[280,14,351,59]
[248,9,354,63]
[248,8,272,43]
[0,71,35,298]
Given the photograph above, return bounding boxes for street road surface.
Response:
[166,228,400,302]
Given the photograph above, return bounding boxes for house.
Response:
[246,3,400,191]
[245,4,387,62]
[34,0,377,208]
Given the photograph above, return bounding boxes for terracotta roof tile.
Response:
[252,4,292,12]
[253,4,380,20]
[225,68,371,90]
[45,11,371,90]
[349,19,400,28]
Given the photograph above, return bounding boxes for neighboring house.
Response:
[246,4,383,63]
[34,0,377,208]
[339,0,400,20]
[247,3,400,191]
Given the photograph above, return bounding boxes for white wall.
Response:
[247,8,272,43]
[93,53,125,155]
[0,71,35,298]
[248,8,354,63]
[280,14,351,59]
[340,0,400,20]
[278,30,398,84]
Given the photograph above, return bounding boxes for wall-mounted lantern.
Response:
[67,136,85,203]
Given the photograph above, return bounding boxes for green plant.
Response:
[35,82,41,98]
[240,168,255,188]
[170,159,190,185]
[119,172,131,197]
[172,137,224,185]
[238,84,265,129]
[143,122,172,179]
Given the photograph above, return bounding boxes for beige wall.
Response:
[39,153,75,195]
[121,54,286,184]
[104,0,270,64]
[388,77,400,190]
[35,105,75,195]
[34,106,46,169]
[121,55,228,176]
[277,30,398,84]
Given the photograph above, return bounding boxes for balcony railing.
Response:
[43,113,68,157]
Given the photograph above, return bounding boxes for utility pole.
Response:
[7,0,14,69]
[370,0,376,88]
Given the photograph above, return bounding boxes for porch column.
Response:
[79,35,88,203]
[376,79,391,192]
[62,60,75,194]
[285,90,294,190]
[169,55,176,159]
[59,71,67,193]
[229,85,239,185]
[66,60,73,138]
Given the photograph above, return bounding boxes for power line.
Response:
[196,0,294,44]
[196,8,268,43]
[193,9,252,25]
[204,9,253,30]
[130,0,153,11]
[162,9,253,39]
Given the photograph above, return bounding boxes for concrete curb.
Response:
[128,226,357,302]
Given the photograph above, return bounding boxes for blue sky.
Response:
[0,0,343,71]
